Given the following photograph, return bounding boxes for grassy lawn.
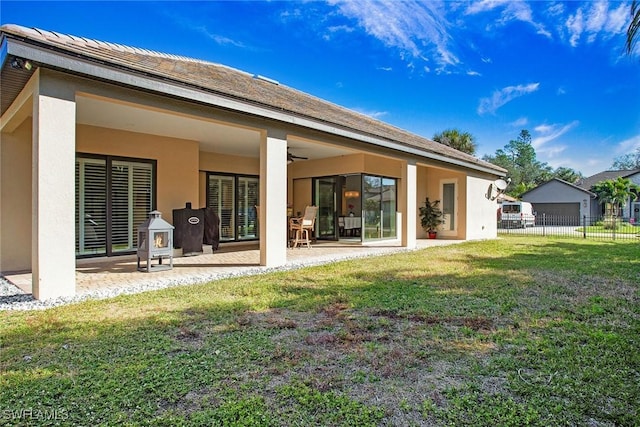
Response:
[580,223,639,234]
[1,236,639,426]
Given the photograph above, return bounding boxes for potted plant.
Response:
[419,197,444,239]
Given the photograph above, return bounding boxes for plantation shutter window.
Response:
[207,173,259,242]
[111,161,154,253]
[208,175,235,241]
[76,158,107,256]
[75,155,155,258]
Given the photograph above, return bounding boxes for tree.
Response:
[611,147,640,170]
[483,130,583,198]
[554,167,584,184]
[591,177,639,217]
[627,0,640,56]
[432,129,478,156]
[483,130,547,198]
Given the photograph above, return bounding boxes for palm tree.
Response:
[627,0,640,55]
[432,129,478,156]
[591,177,639,217]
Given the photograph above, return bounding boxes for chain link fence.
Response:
[498,214,640,241]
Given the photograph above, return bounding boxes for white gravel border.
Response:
[1,246,416,311]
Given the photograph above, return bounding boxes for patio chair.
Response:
[289,205,318,248]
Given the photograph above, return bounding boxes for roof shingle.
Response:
[577,169,640,190]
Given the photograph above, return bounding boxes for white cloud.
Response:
[467,70,481,76]
[546,2,565,17]
[465,0,551,39]
[585,0,608,34]
[565,8,584,47]
[321,0,631,74]
[605,2,631,34]
[531,120,579,150]
[465,0,511,15]
[351,108,388,119]
[565,0,629,47]
[477,83,540,115]
[615,134,640,154]
[328,0,460,72]
[510,117,529,127]
[193,26,247,48]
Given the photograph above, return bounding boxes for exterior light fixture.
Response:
[10,57,32,71]
[344,190,360,198]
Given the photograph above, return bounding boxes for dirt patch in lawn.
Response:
[249,304,503,421]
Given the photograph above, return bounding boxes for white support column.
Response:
[402,160,417,248]
[259,131,287,267]
[32,83,76,300]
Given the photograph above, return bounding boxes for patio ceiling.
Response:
[76,95,355,161]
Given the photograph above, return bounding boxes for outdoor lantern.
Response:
[137,210,174,272]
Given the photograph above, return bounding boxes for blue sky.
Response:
[2,1,639,176]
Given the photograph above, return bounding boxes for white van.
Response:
[500,201,536,228]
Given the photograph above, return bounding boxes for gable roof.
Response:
[577,169,640,190]
[522,177,596,198]
[0,24,505,176]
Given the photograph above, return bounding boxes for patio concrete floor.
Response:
[4,239,462,297]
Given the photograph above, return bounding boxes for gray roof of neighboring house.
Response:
[576,169,640,190]
[0,24,506,175]
[522,177,596,198]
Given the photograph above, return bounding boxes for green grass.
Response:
[579,220,640,234]
[2,236,639,426]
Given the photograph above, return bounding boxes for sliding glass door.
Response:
[363,175,397,241]
[314,177,337,239]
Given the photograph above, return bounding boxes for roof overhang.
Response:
[1,30,505,176]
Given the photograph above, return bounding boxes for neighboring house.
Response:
[522,170,640,224]
[0,25,506,300]
[521,178,597,225]
[576,169,640,220]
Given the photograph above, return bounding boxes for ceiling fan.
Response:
[287,148,308,163]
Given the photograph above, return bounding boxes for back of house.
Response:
[500,201,536,228]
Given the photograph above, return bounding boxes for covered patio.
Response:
[1,25,505,302]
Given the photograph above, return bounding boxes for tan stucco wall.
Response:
[77,125,199,223]
[0,119,33,272]
[288,153,402,180]
[288,153,365,179]
[292,178,312,218]
[199,152,260,176]
[417,166,467,239]
[364,154,403,178]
